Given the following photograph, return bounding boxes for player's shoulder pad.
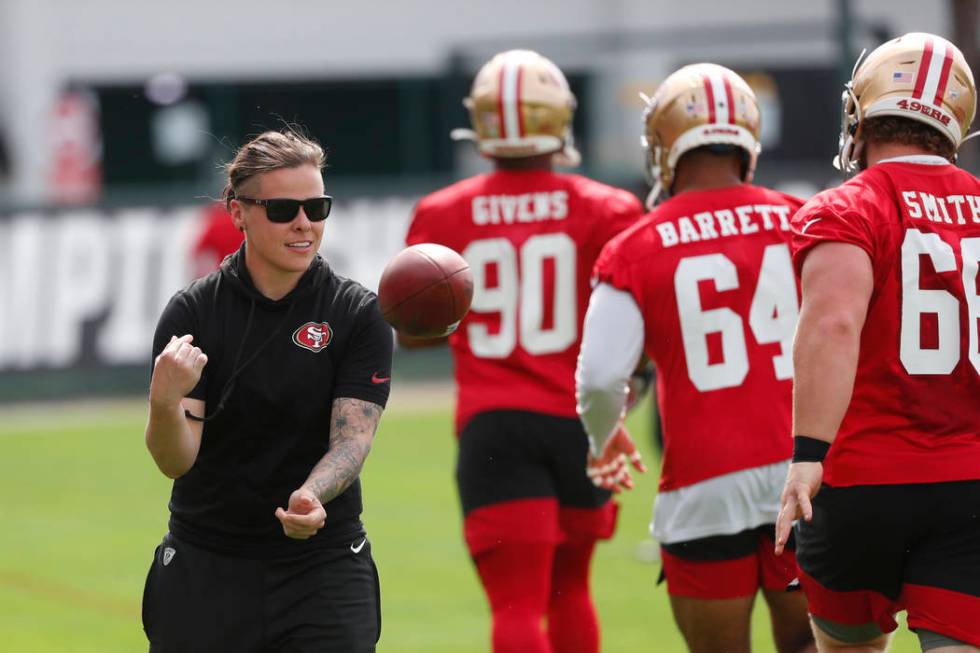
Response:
[592,217,659,290]
[794,172,885,228]
[600,212,659,262]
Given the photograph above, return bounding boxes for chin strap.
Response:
[951,130,980,165]
[644,181,662,211]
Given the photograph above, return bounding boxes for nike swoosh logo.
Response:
[801,218,822,234]
[351,538,367,554]
[371,373,390,384]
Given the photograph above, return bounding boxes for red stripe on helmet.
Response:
[497,64,508,139]
[933,47,954,106]
[723,75,736,124]
[912,37,934,99]
[702,75,716,123]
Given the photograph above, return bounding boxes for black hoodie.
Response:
[150,246,393,558]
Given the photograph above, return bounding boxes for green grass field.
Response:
[0,390,920,652]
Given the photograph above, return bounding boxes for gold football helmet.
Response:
[836,32,977,173]
[451,49,580,166]
[641,63,761,208]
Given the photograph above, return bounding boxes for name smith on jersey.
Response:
[901,191,980,226]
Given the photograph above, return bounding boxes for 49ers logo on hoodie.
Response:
[292,322,333,353]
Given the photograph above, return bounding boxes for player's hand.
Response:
[149,335,208,409]
[774,462,823,555]
[587,427,647,493]
[275,488,327,540]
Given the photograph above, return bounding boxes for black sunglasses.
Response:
[236,195,332,223]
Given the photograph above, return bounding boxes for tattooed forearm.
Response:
[302,398,383,505]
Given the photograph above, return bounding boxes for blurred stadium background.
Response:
[0,0,975,650]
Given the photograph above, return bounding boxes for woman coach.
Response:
[141,129,393,652]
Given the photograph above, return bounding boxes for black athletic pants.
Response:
[142,532,381,652]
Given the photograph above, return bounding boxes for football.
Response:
[378,243,474,338]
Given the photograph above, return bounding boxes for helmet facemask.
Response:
[834,48,868,175]
[640,92,665,208]
[834,82,864,175]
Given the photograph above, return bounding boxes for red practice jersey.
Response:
[792,161,980,487]
[193,204,244,276]
[595,185,804,492]
[406,169,642,432]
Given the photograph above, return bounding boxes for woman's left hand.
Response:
[275,488,327,540]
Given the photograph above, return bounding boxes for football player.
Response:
[403,49,645,653]
[775,32,980,652]
[577,64,815,653]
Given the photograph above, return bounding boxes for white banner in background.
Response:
[0,198,415,373]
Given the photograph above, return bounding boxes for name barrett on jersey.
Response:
[472,190,569,225]
[901,191,980,225]
[655,203,792,247]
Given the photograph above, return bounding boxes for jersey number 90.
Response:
[463,234,577,358]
